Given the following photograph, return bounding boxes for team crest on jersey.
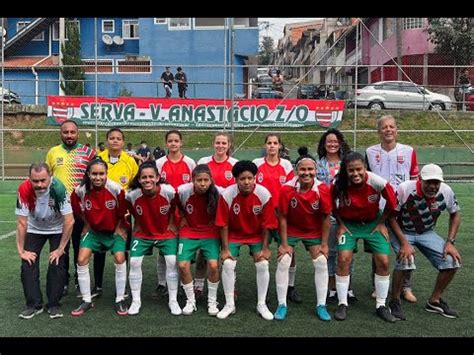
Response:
[160,205,170,215]
[368,194,379,203]
[311,200,320,210]
[253,205,262,215]
[279,176,286,184]
[290,197,298,208]
[257,172,264,183]
[56,157,64,166]
[183,174,190,183]
[186,203,194,214]
[120,176,128,185]
[397,155,404,164]
[136,205,143,215]
[233,203,240,215]
[225,171,233,181]
[105,199,116,209]
[85,200,92,211]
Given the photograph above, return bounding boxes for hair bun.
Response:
[298,146,309,156]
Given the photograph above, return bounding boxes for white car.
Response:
[0,86,21,104]
[354,81,452,111]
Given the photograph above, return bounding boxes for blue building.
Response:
[2,18,259,104]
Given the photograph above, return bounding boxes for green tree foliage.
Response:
[258,36,275,65]
[60,20,85,96]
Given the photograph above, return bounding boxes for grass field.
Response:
[0,181,473,338]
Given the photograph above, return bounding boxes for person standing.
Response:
[16,163,74,319]
[175,66,188,99]
[161,66,174,98]
[136,141,151,164]
[366,115,419,303]
[45,120,95,297]
[458,68,471,111]
[272,69,284,94]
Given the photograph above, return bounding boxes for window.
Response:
[169,18,191,30]
[383,18,395,40]
[154,18,167,25]
[123,20,139,39]
[17,21,44,41]
[194,18,225,28]
[403,18,423,30]
[102,20,115,33]
[117,58,151,73]
[53,20,80,40]
[82,59,114,73]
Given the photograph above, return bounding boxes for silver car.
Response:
[354,81,452,111]
[0,86,21,104]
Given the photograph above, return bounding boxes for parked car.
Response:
[257,75,273,89]
[0,86,21,104]
[252,87,283,99]
[297,84,336,100]
[354,81,452,111]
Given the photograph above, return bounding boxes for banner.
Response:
[47,96,344,128]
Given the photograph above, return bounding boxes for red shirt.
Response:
[279,177,332,239]
[215,184,277,244]
[156,155,196,189]
[71,179,127,234]
[125,184,176,240]
[197,155,238,188]
[332,171,397,222]
[253,157,294,204]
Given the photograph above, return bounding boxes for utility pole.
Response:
[59,18,65,95]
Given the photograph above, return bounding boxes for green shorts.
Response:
[228,241,263,258]
[337,218,390,255]
[130,237,178,258]
[80,230,126,254]
[276,235,322,249]
[177,238,220,262]
[268,229,279,245]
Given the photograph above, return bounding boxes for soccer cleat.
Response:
[182,300,197,315]
[425,299,458,319]
[327,290,338,304]
[347,289,358,303]
[128,301,141,316]
[287,286,302,304]
[71,301,93,317]
[376,305,397,323]
[257,304,274,320]
[48,307,64,319]
[115,300,128,316]
[19,307,44,319]
[388,299,407,321]
[90,287,103,300]
[168,301,182,316]
[216,304,236,319]
[316,305,331,321]
[401,289,417,303]
[335,304,348,321]
[208,301,219,316]
[152,284,168,299]
[274,304,288,321]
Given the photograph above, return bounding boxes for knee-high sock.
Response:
[114,261,127,303]
[164,255,179,304]
[222,259,236,306]
[335,274,350,306]
[157,254,166,286]
[288,266,297,287]
[313,255,328,306]
[77,263,91,303]
[255,260,270,305]
[183,281,195,303]
[129,256,143,304]
[207,279,219,304]
[275,254,292,306]
[374,274,390,309]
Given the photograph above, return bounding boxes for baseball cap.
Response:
[420,164,444,182]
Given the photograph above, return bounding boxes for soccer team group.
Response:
[15,115,462,323]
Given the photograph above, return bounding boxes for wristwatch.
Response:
[447,238,456,245]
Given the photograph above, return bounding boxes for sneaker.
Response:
[19,307,43,319]
[48,306,63,319]
[71,301,93,317]
[401,289,417,303]
[182,300,197,315]
[152,284,168,299]
[287,286,302,304]
[425,299,458,319]
[91,287,103,300]
[257,304,274,320]
[348,289,358,304]
[115,300,128,316]
[335,304,348,321]
[168,301,182,316]
[208,301,219,316]
[316,305,331,321]
[388,299,407,321]
[274,304,288,321]
[376,305,397,323]
[128,301,141,316]
[371,290,377,299]
[216,304,236,319]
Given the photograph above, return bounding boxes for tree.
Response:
[258,36,275,65]
[60,20,85,96]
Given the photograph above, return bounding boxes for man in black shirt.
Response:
[175,67,188,99]
[160,66,174,98]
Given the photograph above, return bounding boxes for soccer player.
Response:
[126,162,181,316]
[331,152,403,322]
[16,163,74,319]
[45,120,95,297]
[253,134,298,302]
[177,164,222,316]
[366,115,419,303]
[70,159,129,316]
[215,160,277,320]
[388,164,461,320]
[274,147,332,321]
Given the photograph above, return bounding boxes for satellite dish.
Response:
[102,34,113,45]
[113,35,124,45]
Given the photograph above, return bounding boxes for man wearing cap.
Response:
[160,66,174,98]
[387,164,462,320]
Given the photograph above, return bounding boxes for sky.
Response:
[259,18,321,43]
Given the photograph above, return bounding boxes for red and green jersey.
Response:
[253,157,294,204]
[279,177,332,239]
[156,155,196,189]
[197,155,238,188]
[45,143,96,194]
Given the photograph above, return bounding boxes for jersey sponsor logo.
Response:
[397,155,404,164]
[368,194,379,203]
[253,205,262,215]
[186,203,194,214]
[105,199,116,209]
[160,205,170,215]
[56,157,64,166]
[257,172,264,183]
[233,203,240,215]
[311,200,320,210]
[290,197,298,208]
[136,205,143,216]
[120,176,128,185]
[279,176,286,184]
[85,199,92,211]
[183,174,190,183]
[225,171,233,181]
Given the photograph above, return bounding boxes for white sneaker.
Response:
[216,304,236,319]
[128,301,141,316]
[182,300,197,315]
[208,301,219,316]
[168,301,182,316]
[257,303,274,320]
